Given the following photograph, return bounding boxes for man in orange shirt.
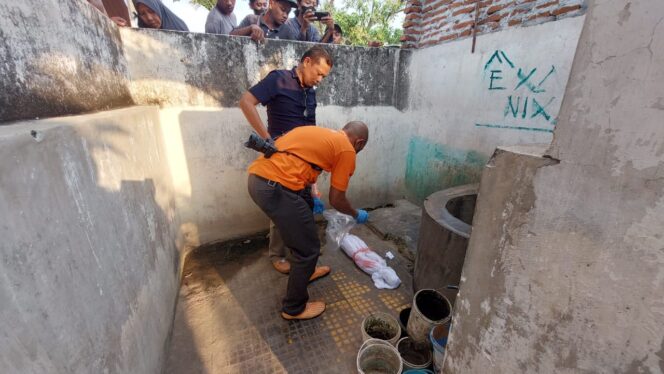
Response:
[247,122,370,320]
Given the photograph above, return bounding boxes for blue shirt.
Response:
[249,68,317,138]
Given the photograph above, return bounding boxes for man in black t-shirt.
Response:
[239,46,333,274]
[232,0,297,42]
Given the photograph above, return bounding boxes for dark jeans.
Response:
[247,174,320,315]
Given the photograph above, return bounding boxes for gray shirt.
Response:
[238,14,296,40]
[283,17,321,42]
[205,6,237,34]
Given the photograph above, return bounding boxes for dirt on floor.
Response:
[165,224,414,374]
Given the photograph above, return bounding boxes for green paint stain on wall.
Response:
[405,137,488,202]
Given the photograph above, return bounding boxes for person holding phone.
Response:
[283,0,334,43]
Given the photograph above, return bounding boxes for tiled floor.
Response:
[165,224,414,374]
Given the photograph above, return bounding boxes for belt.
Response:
[254,175,303,195]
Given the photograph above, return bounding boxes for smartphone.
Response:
[314,11,330,20]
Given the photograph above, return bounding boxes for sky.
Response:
[154,0,405,33]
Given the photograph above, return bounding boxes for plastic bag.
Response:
[322,209,355,251]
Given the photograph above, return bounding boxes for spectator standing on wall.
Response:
[133,0,189,31]
[205,0,237,34]
[233,0,297,42]
[283,0,334,43]
[249,0,268,15]
[238,46,334,275]
[247,123,370,320]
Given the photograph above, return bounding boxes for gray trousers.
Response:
[247,174,320,315]
[269,222,287,261]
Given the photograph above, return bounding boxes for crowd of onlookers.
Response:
[88,0,344,45]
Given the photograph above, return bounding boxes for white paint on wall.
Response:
[407,16,585,155]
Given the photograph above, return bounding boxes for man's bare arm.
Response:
[329,186,358,218]
[239,91,270,139]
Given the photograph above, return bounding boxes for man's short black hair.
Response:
[333,23,343,35]
[301,46,333,67]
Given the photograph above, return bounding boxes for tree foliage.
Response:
[178,0,215,10]
[321,0,404,46]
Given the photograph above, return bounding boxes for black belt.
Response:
[254,175,303,195]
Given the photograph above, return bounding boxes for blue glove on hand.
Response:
[355,209,369,224]
[313,197,325,214]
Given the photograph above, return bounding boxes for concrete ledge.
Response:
[0,0,133,124]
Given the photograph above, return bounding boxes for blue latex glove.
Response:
[313,197,325,214]
[355,209,369,224]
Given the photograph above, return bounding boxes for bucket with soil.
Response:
[397,337,432,370]
[406,289,452,344]
[361,312,401,346]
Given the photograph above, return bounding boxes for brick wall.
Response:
[401,0,586,49]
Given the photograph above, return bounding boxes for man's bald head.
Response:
[342,121,369,153]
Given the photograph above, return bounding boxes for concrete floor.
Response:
[165,220,415,374]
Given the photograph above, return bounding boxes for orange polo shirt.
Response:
[248,126,356,191]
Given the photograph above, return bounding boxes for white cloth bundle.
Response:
[323,209,401,289]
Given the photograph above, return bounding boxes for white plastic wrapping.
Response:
[323,210,401,289]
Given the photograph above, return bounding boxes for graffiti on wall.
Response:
[476,50,559,133]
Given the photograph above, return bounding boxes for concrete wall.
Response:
[0,107,181,373]
[159,105,410,247]
[0,0,133,123]
[404,15,584,201]
[444,0,664,372]
[120,28,411,109]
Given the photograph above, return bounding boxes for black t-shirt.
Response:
[249,68,317,138]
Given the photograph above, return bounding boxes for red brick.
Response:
[510,7,529,15]
[508,18,522,25]
[552,4,582,16]
[453,19,475,29]
[453,5,477,16]
[404,28,424,35]
[458,28,473,37]
[526,11,552,20]
[439,33,458,42]
[479,12,504,23]
[428,6,450,18]
[408,0,422,6]
[404,6,422,14]
[487,2,512,14]
[422,15,449,28]
[405,13,420,21]
[400,35,417,42]
[403,20,419,28]
[450,1,467,9]
[536,0,558,9]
